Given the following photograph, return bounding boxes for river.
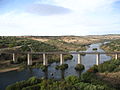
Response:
[0,43,111,90]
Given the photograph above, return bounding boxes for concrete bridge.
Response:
[2,51,120,66]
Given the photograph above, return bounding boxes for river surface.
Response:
[0,43,111,90]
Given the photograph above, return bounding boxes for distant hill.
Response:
[21,34,120,51]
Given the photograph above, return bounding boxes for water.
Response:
[0,43,111,90]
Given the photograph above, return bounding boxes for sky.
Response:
[0,0,120,36]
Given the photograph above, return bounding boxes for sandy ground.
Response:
[0,67,20,73]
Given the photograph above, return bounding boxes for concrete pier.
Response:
[78,54,82,64]
[12,53,17,63]
[43,53,47,65]
[115,54,118,60]
[96,53,100,65]
[13,53,16,62]
[27,53,32,65]
[60,54,64,65]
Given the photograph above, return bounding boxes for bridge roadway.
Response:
[1,51,120,54]
[0,51,120,66]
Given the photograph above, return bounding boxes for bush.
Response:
[113,66,120,72]
[93,48,97,50]
[17,56,27,64]
[87,65,98,73]
[98,62,117,72]
[10,61,14,64]
[81,72,96,83]
[65,75,79,85]
[75,82,112,90]
[75,64,85,72]
[40,65,48,72]
[26,77,39,85]
[64,55,73,60]
[55,64,68,70]
[6,77,41,90]
[22,84,41,90]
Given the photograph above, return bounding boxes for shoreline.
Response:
[0,67,20,73]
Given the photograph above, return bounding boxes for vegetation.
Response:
[81,53,86,56]
[0,36,59,52]
[92,48,98,51]
[2,35,120,89]
[6,75,114,90]
[75,64,85,78]
[0,36,74,72]
[55,64,68,70]
[39,65,48,72]
[6,59,120,90]
[75,64,85,71]
[87,59,120,73]
[101,39,120,52]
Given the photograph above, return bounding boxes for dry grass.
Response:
[97,72,120,87]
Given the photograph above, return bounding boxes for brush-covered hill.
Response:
[24,34,120,51]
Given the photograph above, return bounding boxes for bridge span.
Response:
[1,51,120,66]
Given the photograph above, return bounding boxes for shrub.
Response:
[111,59,120,65]
[40,65,48,72]
[26,77,39,85]
[93,48,97,50]
[22,84,41,90]
[6,77,41,90]
[87,65,98,73]
[65,75,79,85]
[98,63,117,72]
[81,72,96,83]
[64,55,73,60]
[55,64,68,70]
[113,66,120,72]
[10,61,14,64]
[75,64,85,72]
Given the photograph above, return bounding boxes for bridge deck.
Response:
[1,51,120,54]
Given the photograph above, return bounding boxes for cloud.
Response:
[27,4,72,15]
[0,0,120,36]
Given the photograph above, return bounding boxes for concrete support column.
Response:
[13,53,16,62]
[96,53,100,65]
[78,54,82,64]
[43,53,47,65]
[115,54,118,60]
[27,53,32,65]
[60,54,64,65]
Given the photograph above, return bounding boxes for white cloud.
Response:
[52,0,117,12]
[0,0,120,36]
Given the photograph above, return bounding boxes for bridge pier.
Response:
[78,54,82,64]
[27,53,32,65]
[43,53,48,65]
[115,54,118,60]
[12,53,17,63]
[96,53,100,65]
[13,53,15,62]
[60,54,64,65]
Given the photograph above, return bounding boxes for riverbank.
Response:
[0,59,21,73]
[0,54,73,73]
[0,67,20,73]
[101,40,120,58]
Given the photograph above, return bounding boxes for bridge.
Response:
[1,51,120,66]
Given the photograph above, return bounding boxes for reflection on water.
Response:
[61,70,65,80]
[0,43,111,90]
[44,68,48,79]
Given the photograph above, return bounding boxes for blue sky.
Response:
[0,0,120,36]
